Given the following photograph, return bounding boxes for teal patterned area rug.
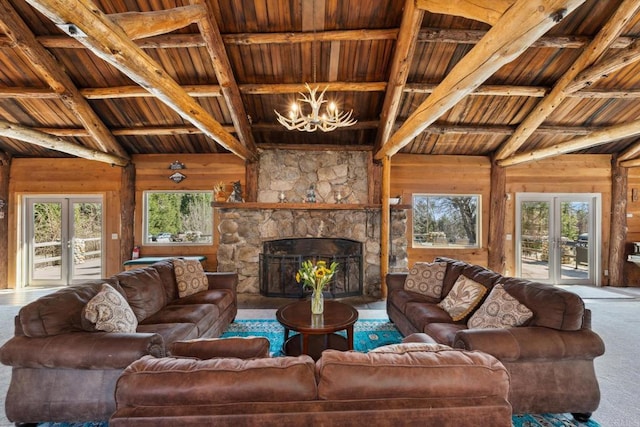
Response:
[37,319,601,427]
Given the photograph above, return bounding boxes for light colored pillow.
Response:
[404,261,447,298]
[370,342,452,353]
[83,283,138,333]
[437,274,487,321]
[174,258,208,298]
[467,283,533,329]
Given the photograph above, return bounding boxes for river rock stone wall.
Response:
[216,150,408,297]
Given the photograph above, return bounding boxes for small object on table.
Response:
[275,300,358,360]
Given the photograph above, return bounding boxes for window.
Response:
[143,191,213,245]
[412,194,480,248]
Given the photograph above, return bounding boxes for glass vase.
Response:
[311,289,324,315]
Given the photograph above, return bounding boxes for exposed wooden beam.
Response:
[192,0,257,153]
[495,0,640,160]
[0,0,129,160]
[617,137,640,163]
[0,119,128,166]
[110,5,205,40]
[25,0,256,161]
[376,0,587,160]
[565,38,640,93]
[416,0,514,26]
[619,156,640,168]
[81,85,224,99]
[498,118,640,167]
[2,27,635,51]
[374,0,424,153]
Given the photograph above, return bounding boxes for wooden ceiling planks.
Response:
[1,0,640,165]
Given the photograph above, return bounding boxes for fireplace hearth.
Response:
[260,238,363,298]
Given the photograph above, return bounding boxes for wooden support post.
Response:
[120,163,135,267]
[245,160,258,203]
[488,160,507,273]
[609,158,628,286]
[380,156,391,298]
[0,153,10,289]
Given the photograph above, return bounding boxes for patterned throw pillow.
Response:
[437,275,487,321]
[370,342,453,353]
[467,283,533,329]
[404,262,447,298]
[83,283,138,333]
[174,258,208,298]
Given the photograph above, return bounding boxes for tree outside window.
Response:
[143,191,213,245]
[412,194,480,248]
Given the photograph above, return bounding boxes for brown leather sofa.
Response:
[0,259,238,425]
[109,340,512,426]
[386,256,605,421]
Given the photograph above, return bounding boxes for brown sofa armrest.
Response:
[206,272,238,292]
[386,273,407,293]
[0,332,165,369]
[453,327,605,362]
[169,337,270,359]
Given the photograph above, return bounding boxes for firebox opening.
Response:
[259,238,363,298]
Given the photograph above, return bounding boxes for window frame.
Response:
[142,190,214,246]
[411,193,481,249]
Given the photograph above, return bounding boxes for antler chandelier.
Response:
[274,84,357,132]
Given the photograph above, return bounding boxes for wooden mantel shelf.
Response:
[213,202,411,210]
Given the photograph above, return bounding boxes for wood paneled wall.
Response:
[505,155,612,283]
[8,158,122,286]
[132,154,245,271]
[391,154,614,285]
[390,154,492,266]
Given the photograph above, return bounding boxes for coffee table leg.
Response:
[347,325,354,350]
[302,333,309,355]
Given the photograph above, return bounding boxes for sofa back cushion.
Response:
[500,278,585,330]
[316,348,509,400]
[116,355,317,407]
[149,259,180,302]
[115,266,167,322]
[18,279,122,337]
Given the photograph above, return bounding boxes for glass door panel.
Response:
[519,201,551,281]
[70,200,103,283]
[560,200,590,281]
[30,201,65,284]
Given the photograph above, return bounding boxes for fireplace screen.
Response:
[259,238,363,298]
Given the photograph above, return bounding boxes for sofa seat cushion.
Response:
[423,323,468,346]
[137,322,198,345]
[169,289,234,313]
[316,348,509,400]
[404,302,454,332]
[388,289,436,315]
[140,304,219,336]
[116,267,167,322]
[116,355,317,406]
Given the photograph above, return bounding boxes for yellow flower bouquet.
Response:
[296,259,339,314]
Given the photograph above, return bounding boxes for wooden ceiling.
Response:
[2,0,640,167]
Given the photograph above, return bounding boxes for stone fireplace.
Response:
[215,150,408,297]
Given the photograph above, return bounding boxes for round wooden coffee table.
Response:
[276,299,359,360]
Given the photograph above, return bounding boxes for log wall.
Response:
[390,154,492,266]
[504,155,612,284]
[8,158,122,286]
[624,167,640,286]
[132,153,245,271]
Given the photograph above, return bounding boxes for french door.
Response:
[516,193,600,285]
[24,196,103,286]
